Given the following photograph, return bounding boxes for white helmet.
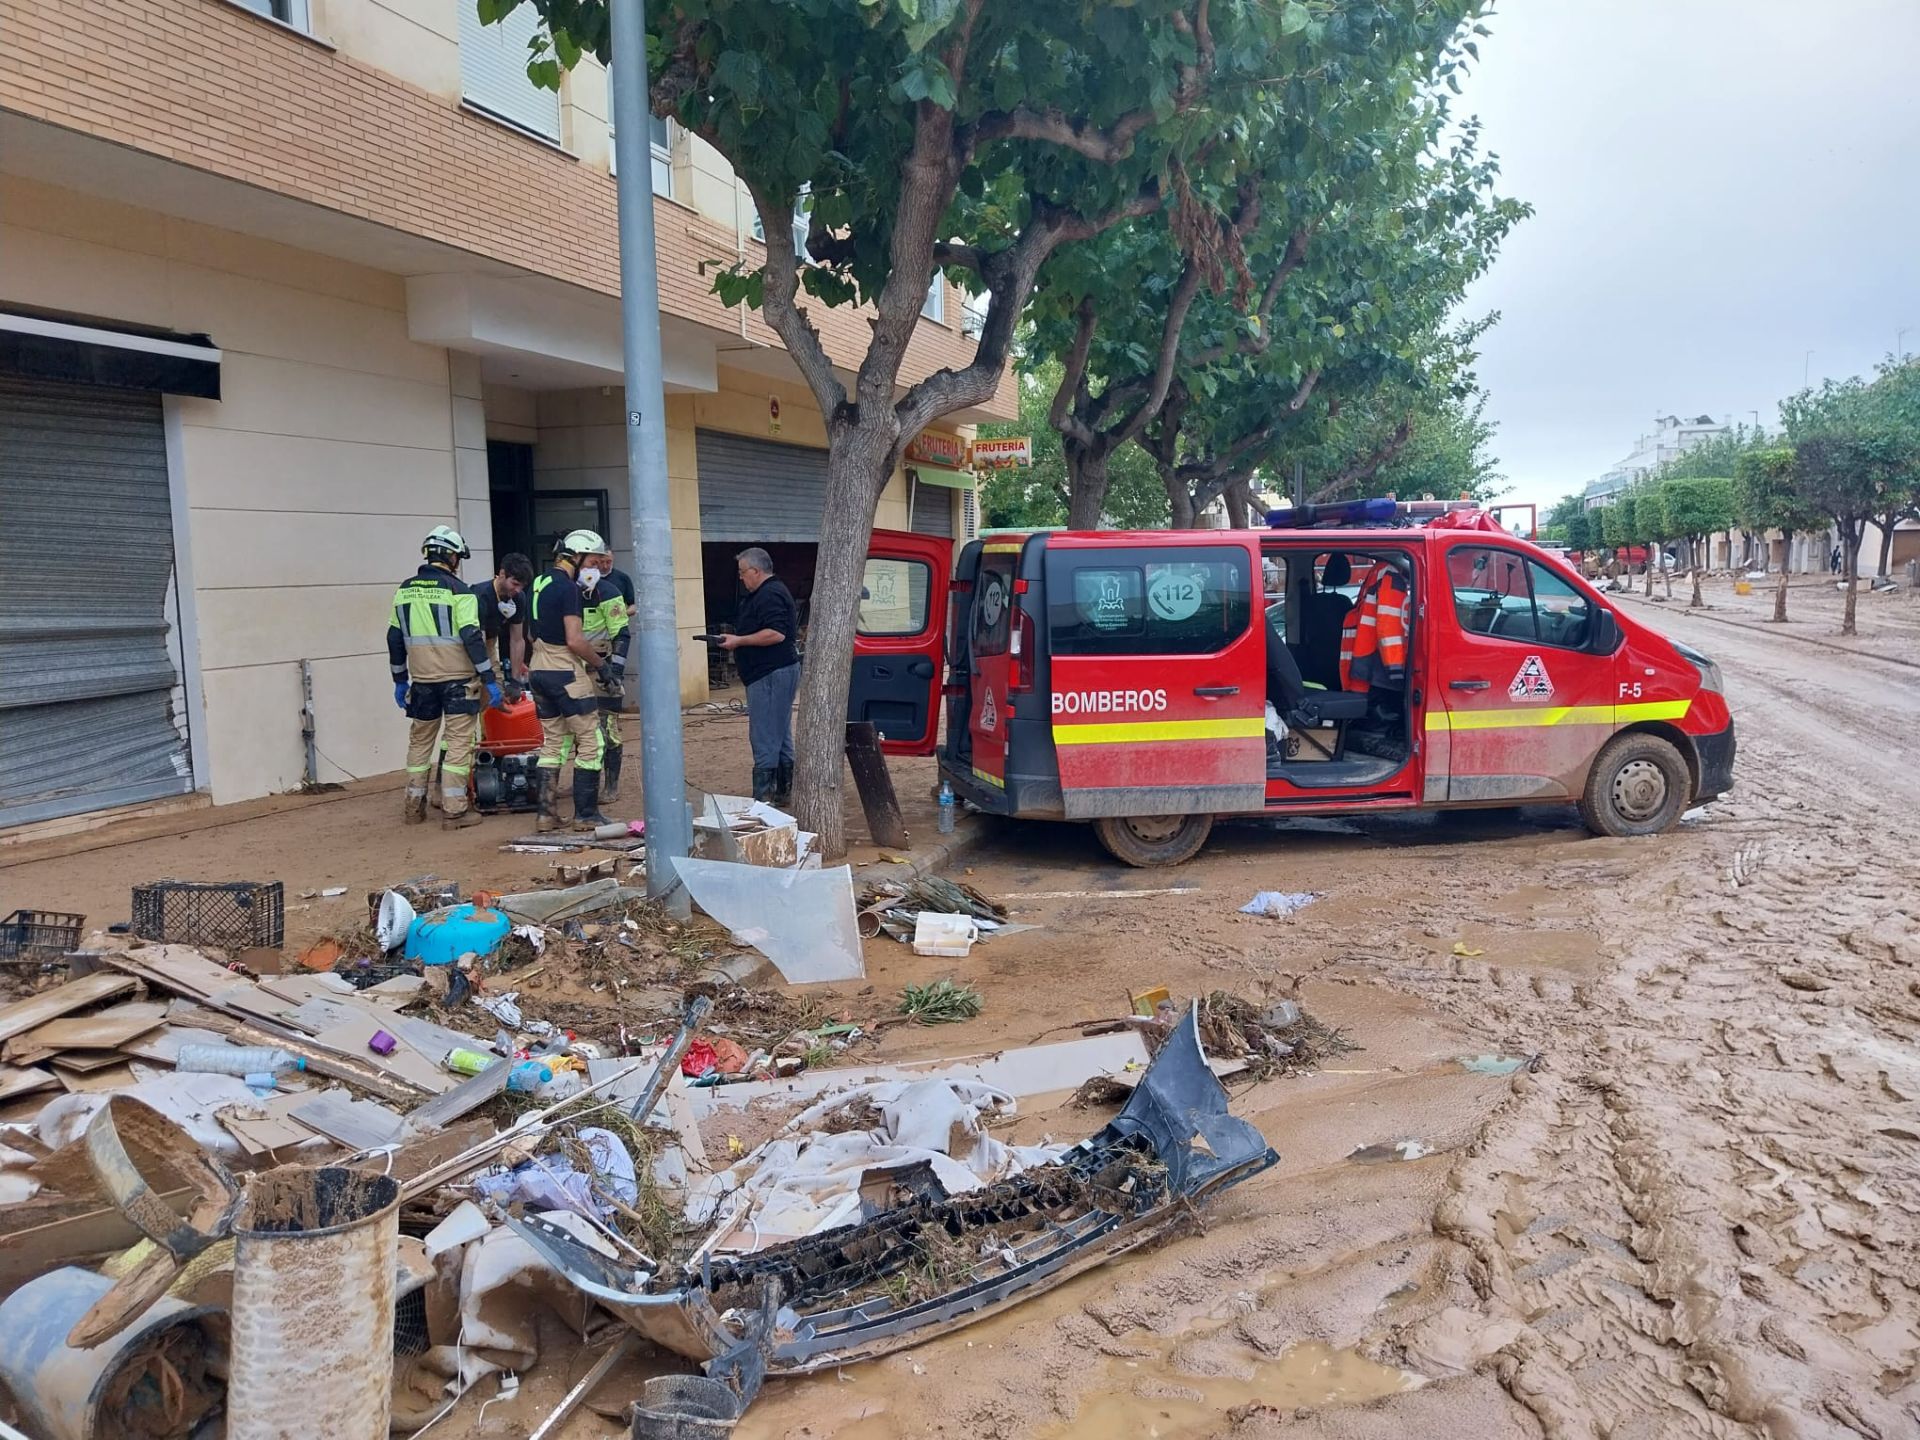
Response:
[558,528,607,560]
[422,525,470,563]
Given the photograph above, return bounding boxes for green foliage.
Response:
[899,979,983,1024]
[1658,475,1734,541]
[1600,494,1634,550]
[979,362,1166,529]
[1627,482,1665,545]
[1733,446,1822,536]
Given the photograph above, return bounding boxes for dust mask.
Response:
[578,567,604,589]
[497,598,517,619]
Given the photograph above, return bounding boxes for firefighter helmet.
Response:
[422,525,470,562]
[558,528,607,559]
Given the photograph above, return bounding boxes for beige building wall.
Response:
[0,175,464,804]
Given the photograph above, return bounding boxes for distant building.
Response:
[1583,414,1732,509]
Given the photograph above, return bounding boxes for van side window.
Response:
[1448,546,1591,650]
[1047,546,1251,656]
[857,557,931,638]
[971,561,1013,657]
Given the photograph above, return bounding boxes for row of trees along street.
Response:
[498,0,1526,854]
[1541,358,1920,636]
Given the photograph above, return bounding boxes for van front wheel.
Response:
[1092,813,1214,868]
[1580,733,1690,837]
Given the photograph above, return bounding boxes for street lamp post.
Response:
[608,0,693,914]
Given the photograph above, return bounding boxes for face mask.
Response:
[578,567,604,589]
[496,598,517,619]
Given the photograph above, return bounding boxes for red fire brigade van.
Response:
[849,502,1735,866]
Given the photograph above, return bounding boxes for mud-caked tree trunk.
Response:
[1841,524,1861,636]
[1772,530,1791,622]
[1690,562,1704,608]
[1875,515,1897,579]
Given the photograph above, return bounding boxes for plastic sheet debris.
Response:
[1349,1138,1433,1164]
[673,857,864,984]
[1239,891,1319,919]
[472,1127,636,1219]
[496,878,649,927]
[1460,1054,1533,1076]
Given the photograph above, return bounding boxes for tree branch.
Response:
[1309,415,1415,503]
[744,178,847,425]
[1049,298,1099,448]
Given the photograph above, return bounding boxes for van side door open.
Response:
[1434,541,1618,801]
[848,530,952,756]
[1042,536,1266,819]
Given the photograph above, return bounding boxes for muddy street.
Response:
[720,602,1920,1440]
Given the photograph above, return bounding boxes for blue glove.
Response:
[485,681,504,710]
[393,682,409,711]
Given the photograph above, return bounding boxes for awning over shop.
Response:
[908,464,977,490]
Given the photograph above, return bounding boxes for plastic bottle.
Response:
[506,1061,554,1094]
[443,1047,501,1077]
[176,1045,307,1078]
[937,780,956,835]
[243,1072,281,1093]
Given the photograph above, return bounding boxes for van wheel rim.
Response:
[1123,815,1188,844]
[1612,759,1668,822]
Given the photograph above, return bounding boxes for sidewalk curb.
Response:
[1620,589,1920,672]
[856,810,993,886]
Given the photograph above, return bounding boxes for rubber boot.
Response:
[572,770,611,829]
[772,761,793,808]
[534,767,562,833]
[601,742,623,803]
[404,790,428,825]
[442,807,482,831]
[751,766,777,803]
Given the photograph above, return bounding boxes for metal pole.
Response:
[1291,457,1305,510]
[608,0,693,914]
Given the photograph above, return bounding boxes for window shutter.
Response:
[459,2,562,141]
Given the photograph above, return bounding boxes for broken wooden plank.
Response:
[845,720,911,850]
[290,1090,406,1151]
[2,1001,169,1064]
[53,1061,142,1094]
[221,1018,435,1104]
[0,1066,58,1103]
[0,1190,193,1288]
[95,944,243,1003]
[0,973,141,1045]
[402,1058,511,1135]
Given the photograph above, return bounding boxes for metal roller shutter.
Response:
[909,476,954,537]
[0,376,193,826]
[457,0,562,141]
[696,430,829,543]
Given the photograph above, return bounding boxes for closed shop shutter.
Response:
[909,477,954,537]
[458,0,562,141]
[696,430,829,543]
[0,376,193,826]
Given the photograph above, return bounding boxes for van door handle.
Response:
[1449,678,1490,691]
[1193,685,1240,698]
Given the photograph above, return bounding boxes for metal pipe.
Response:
[627,994,712,1124]
[608,0,694,915]
[301,658,318,786]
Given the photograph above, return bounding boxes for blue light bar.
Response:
[1265,497,1399,528]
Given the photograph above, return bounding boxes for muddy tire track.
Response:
[1383,620,1920,1440]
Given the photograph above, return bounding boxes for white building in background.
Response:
[1583,413,1732,509]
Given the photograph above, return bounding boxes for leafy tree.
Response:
[1858,358,1920,577]
[1658,475,1734,607]
[1734,445,1822,622]
[1600,492,1634,554]
[1629,482,1667,595]
[978,361,1165,529]
[1558,507,1593,553]
[499,0,1336,851]
[1782,374,1910,633]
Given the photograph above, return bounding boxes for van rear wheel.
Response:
[1092,813,1214,868]
[1580,733,1690,837]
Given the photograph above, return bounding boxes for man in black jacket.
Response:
[719,547,801,803]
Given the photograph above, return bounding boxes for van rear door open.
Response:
[1041,536,1266,819]
[848,530,952,755]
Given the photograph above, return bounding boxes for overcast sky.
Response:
[1458,0,1920,509]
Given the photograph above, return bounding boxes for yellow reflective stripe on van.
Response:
[983,541,1025,554]
[1053,717,1268,745]
[1424,699,1690,732]
[972,765,1006,789]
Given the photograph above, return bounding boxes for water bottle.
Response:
[177,1045,307,1078]
[937,780,956,835]
[443,1046,501,1077]
[506,1061,553,1094]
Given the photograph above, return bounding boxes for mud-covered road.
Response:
[724,600,1920,1440]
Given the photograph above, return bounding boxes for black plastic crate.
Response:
[0,909,86,962]
[131,880,285,950]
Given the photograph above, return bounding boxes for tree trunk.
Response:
[1065,440,1111,530]
[791,424,895,857]
[1772,530,1791,622]
[1643,555,1654,596]
[1223,478,1255,529]
[1876,515,1896,579]
[1168,481,1198,529]
[1661,553,1672,600]
[1689,551,1703,609]
[1841,522,1861,636]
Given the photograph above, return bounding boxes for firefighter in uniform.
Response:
[1339,560,1410,759]
[529,530,618,831]
[388,526,501,829]
[579,544,635,803]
